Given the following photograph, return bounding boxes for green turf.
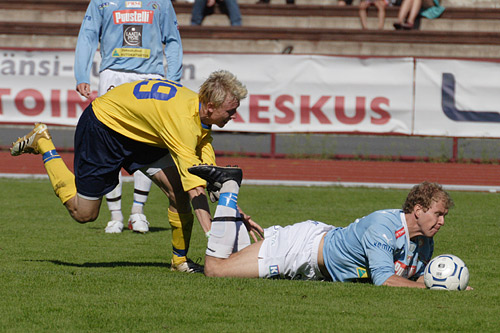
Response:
[0,178,499,332]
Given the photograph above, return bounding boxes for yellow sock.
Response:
[38,138,77,204]
[168,209,194,266]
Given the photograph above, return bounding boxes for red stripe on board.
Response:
[2,152,499,186]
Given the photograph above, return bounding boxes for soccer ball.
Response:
[424,254,469,291]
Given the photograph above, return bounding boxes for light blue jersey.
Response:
[323,209,433,285]
[75,0,182,85]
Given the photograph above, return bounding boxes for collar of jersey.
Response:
[399,212,410,254]
[199,103,211,130]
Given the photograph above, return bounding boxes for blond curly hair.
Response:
[402,181,454,213]
[199,70,248,108]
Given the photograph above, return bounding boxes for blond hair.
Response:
[199,70,248,108]
[402,182,454,213]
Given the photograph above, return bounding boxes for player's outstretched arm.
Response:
[385,275,474,290]
[188,186,212,233]
[382,274,427,288]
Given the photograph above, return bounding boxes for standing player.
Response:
[188,165,455,288]
[11,71,262,273]
[74,0,183,236]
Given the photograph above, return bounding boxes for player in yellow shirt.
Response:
[10,70,263,273]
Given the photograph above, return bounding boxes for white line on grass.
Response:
[1,173,498,193]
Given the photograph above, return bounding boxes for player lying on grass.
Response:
[188,165,455,288]
[10,70,262,273]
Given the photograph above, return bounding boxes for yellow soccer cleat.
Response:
[10,123,52,156]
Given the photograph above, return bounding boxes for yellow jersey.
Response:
[92,79,216,191]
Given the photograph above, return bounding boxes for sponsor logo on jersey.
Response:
[99,1,118,10]
[408,242,416,253]
[269,265,279,277]
[147,1,160,10]
[113,10,153,24]
[123,24,142,46]
[125,1,142,8]
[373,241,393,254]
[99,2,110,10]
[395,227,405,239]
[112,48,151,58]
[394,260,417,278]
[394,260,407,276]
[356,267,368,278]
[382,233,393,243]
[407,265,417,277]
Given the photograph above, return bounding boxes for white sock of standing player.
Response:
[106,172,123,222]
[206,180,250,259]
[131,171,152,215]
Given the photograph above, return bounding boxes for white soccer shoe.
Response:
[170,258,204,273]
[128,213,150,233]
[10,123,52,156]
[105,220,124,234]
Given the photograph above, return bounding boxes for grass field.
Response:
[1,178,499,332]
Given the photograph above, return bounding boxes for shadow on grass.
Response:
[85,226,170,233]
[32,259,171,269]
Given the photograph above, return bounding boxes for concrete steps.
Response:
[2,3,500,32]
[173,4,500,32]
[222,0,499,6]
[1,0,499,58]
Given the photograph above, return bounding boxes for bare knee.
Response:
[64,197,100,223]
[204,266,219,278]
[68,209,99,223]
[75,215,97,224]
[203,257,226,277]
[204,260,218,277]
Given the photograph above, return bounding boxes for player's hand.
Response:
[240,210,264,242]
[76,83,92,99]
[207,0,216,7]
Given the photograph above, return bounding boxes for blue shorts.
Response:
[74,104,169,198]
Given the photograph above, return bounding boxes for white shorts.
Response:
[98,69,163,97]
[258,220,336,280]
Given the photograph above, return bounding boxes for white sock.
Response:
[131,203,144,215]
[206,180,240,258]
[110,210,123,223]
[234,216,251,253]
[106,173,123,222]
[131,171,151,215]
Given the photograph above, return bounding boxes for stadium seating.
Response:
[0,0,499,58]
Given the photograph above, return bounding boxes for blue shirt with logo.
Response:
[75,0,183,85]
[323,209,433,285]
